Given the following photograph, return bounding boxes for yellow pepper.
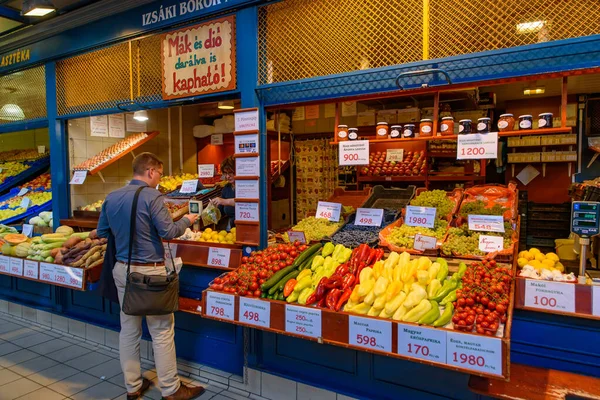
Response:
[384,291,407,315]
[357,278,375,297]
[296,269,312,282]
[359,267,373,283]
[385,281,403,301]
[392,305,408,321]
[350,302,370,315]
[372,294,387,310]
[403,283,427,309]
[363,290,376,306]
[293,275,312,292]
[416,270,429,286]
[402,299,432,322]
[373,276,389,297]
[298,287,314,305]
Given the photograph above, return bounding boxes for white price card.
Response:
[355,208,384,227]
[468,215,505,233]
[397,324,447,363]
[287,231,306,244]
[70,170,88,185]
[198,164,215,178]
[179,179,198,194]
[24,260,39,280]
[207,247,231,268]
[235,202,259,222]
[446,332,503,376]
[22,224,34,237]
[20,197,31,210]
[349,316,392,352]
[285,305,322,339]
[234,134,259,154]
[413,234,437,251]
[0,255,10,274]
[236,156,260,177]
[457,132,498,160]
[206,291,235,321]
[339,140,370,166]
[17,188,28,196]
[386,149,404,162]
[405,206,437,229]
[234,109,259,132]
[211,134,224,145]
[38,145,46,154]
[316,201,342,222]
[235,180,259,199]
[54,266,83,289]
[9,257,23,277]
[39,263,55,283]
[524,279,575,313]
[479,235,504,252]
[239,297,270,328]
[593,286,600,317]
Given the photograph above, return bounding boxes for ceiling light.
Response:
[22,0,55,16]
[133,110,149,121]
[517,21,546,34]
[0,104,25,121]
[218,101,235,110]
[523,87,545,95]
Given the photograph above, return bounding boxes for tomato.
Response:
[259,279,265,284]
[289,250,298,258]
[489,323,498,331]
[279,252,288,260]
[214,277,222,284]
[452,315,460,324]
[481,297,490,306]
[249,282,259,291]
[286,259,293,266]
[239,290,247,296]
[242,257,249,263]
[279,261,287,269]
[457,298,466,307]
[272,266,280,272]
[294,241,301,247]
[258,270,268,279]
[500,315,507,324]
[466,297,475,307]
[466,315,475,325]
[476,327,485,335]
[481,321,490,328]
[485,315,496,323]
[271,254,280,262]
[253,289,261,297]
[457,320,467,326]
[299,245,307,251]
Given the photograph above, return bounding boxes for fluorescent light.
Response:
[523,87,545,95]
[218,101,235,110]
[517,21,546,34]
[133,110,149,121]
[22,0,55,16]
[0,104,25,121]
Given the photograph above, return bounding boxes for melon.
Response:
[4,233,28,245]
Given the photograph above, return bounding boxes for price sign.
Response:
[236,157,260,177]
[405,206,437,229]
[239,297,270,328]
[234,109,259,132]
[179,180,199,194]
[70,170,88,185]
[593,286,600,317]
[456,132,498,160]
[54,266,83,289]
[285,305,322,339]
[17,188,29,196]
[207,247,231,268]
[316,201,342,222]
[339,140,369,166]
[206,291,235,321]
[198,164,215,178]
[468,215,505,233]
[9,257,23,277]
[235,180,259,199]
[386,149,404,162]
[287,231,306,244]
[40,263,55,283]
[349,316,392,352]
[38,145,46,154]
[235,202,259,222]
[397,324,447,363]
[478,235,504,252]
[22,224,34,237]
[446,332,503,376]
[211,134,224,145]
[355,208,384,227]
[413,234,437,251]
[20,197,31,210]
[0,255,10,274]
[524,279,575,313]
[24,260,38,279]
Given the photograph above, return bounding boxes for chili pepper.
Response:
[335,288,352,312]
[326,288,342,310]
[335,263,349,276]
[341,273,356,290]
[349,248,359,272]
[373,248,384,264]
[365,248,377,265]
[305,293,317,305]
[324,275,343,289]
[314,277,329,301]
[355,261,367,283]
[317,296,326,308]
[358,244,370,263]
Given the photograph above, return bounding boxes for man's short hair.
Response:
[132,152,163,175]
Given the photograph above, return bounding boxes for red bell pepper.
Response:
[355,261,367,283]
[317,296,326,308]
[326,288,342,310]
[365,247,377,265]
[341,273,355,290]
[324,275,343,289]
[335,288,352,312]
[335,263,349,276]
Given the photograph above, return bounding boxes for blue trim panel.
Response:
[0,119,48,134]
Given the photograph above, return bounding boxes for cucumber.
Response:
[261,243,322,291]
[299,252,319,270]
[277,292,285,301]
[270,270,300,295]
[291,243,323,269]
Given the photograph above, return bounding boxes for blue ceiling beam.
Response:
[0,5,25,22]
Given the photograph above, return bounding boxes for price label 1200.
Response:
[524,279,575,313]
[206,291,235,321]
[405,206,437,229]
[355,208,384,227]
[457,132,498,160]
[239,297,270,328]
[207,247,231,268]
[349,316,392,352]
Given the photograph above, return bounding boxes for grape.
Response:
[459,200,506,217]
[387,219,448,249]
[410,190,455,218]
[283,216,343,242]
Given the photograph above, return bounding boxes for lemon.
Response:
[545,252,560,262]
[518,251,533,261]
[219,230,227,237]
[555,262,565,272]
[517,258,528,268]
[542,259,555,269]
[534,253,546,262]
[529,260,542,271]
[529,248,541,255]
[205,228,213,234]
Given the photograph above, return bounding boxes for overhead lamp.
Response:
[523,87,545,95]
[516,20,546,34]
[133,110,149,121]
[218,100,235,110]
[22,0,55,16]
[0,104,25,121]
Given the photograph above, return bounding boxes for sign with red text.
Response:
[9,257,23,277]
[198,164,214,178]
[397,324,447,364]
[524,279,575,313]
[161,16,236,100]
[235,202,259,222]
[413,234,437,251]
[339,140,369,166]
[179,179,198,193]
[316,201,342,222]
[405,206,436,229]
[39,263,55,283]
[355,208,383,227]
[468,215,505,233]
[70,170,88,185]
[234,109,259,132]
[56,266,84,289]
[207,247,231,268]
[386,149,404,162]
[446,332,502,376]
[457,132,498,160]
[24,260,38,280]
[0,255,9,274]
[478,235,504,252]
[349,316,392,352]
[206,291,235,321]
[239,297,270,328]
[287,231,306,244]
[285,305,322,339]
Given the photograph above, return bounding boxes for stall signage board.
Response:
[349,316,392,352]
[285,305,322,339]
[238,297,270,328]
[468,215,504,233]
[207,247,231,268]
[456,132,498,160]
[179,179,198,193]
[413,234,437,251]
[234,109,259,132]
[446,332,503,376]
[397,324,447,364]
[524,280,575,313]
[211,134,224,145]
[198,164,214,178]
[236,157,260,177]
[478,235,503,252]
[316,201,341,222]
[70,170,88,185]
[593,286,600,317]
[234,134,259,155]
[206,291,235,320]
[405,206,437,228]
[571,201,600,236]
[235,202,259,222]
[24,260,38,279]
[287,231,306,244]
[0,256,9,274]
[235,180,259,199]
[386,149,404,162]
[9,257,23,276]
[355,208,383,227]
[39,263,55,283]
[339,140,369,166]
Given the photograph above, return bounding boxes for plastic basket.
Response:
[361,185,416,211]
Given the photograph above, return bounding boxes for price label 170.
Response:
[207,247,231,268]
[349,316,392,352]
[397,324,447,363]
[468,215,505,233]
[446,332,503,376]
[405,206,437,229]
[524,279,575,313]
[315,201,342,222]
[206,291,235,321]
[355,208,384,227]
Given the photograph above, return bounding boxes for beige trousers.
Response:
[113,261,181,396]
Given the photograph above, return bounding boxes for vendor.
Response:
[210,156,235,230]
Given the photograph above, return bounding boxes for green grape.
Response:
[410,190,455,219]
[388,219,448,248]
[459,200,507,217]
[284,216,343,242]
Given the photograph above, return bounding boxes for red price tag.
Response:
[206,291,235,320]
[457,132,498,160]
[405,206,436,229]
[355,208,384,227]
[40,263,55,283]
[235,202,259,222]
[349,316,391,352]
[285,305,322,339]
[315,201,341,222]
[239,297,270,328]
[343,153,360,162]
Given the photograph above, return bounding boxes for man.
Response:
[97,152,204,400]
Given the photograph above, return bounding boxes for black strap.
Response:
[126,186,145,278]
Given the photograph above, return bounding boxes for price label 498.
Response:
[239,297,270,328]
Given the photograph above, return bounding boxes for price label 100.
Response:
[524,280,575,313]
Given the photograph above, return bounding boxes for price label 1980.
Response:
[285,305,322,339]
[239,297,270,328]
[316,201,342,222]
[349,316,392,352]
[405,206,437,229]
[355,208,384,227]
[24,260,38,279]
[0,255,9,273]
[457,132,498,160]
[524,279,575,313]
[468,215,505,233]
[70,170,88,185]
[397,324,447,363]
[9,257,23,277]
[446,332,503,376]
[339,140,370,166]
[206,291,235,320]
[207,247,231,268]
[287,231,306,244]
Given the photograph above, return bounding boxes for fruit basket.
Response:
[0,155,50,195]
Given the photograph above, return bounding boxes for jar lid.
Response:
[337,124,348,128]
[539,112,553,116]
[377,122,388,125]
[478,117,491,121]
[459,119,472,123]
[499,114,513,117]
[349,127,358,131]
[519,115,533,118]
[420,119,433,122]
[391,125,401,128]
[441,117,454,120]
[404,124,415,127]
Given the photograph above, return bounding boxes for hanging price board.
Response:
[355,208,384,227]
[316,201,342,222]
[349,316,392,352]
[17,188,29,196]
[206,291,235,320]
[456,132,498,160]
[397,324,447,363]
[287,231,306,244]
[285,305,322,339]
[413,234,437,251]
[339,140,369,166]
[207,247,231,268]
[468,215,505,233]
[70,170,88,185]
[524,280,575,313]
[405,206,437,228]
[446,332,503,376]
[478,235,504,252]
[386,149,404,162]
[235,202,259,222]
[22,224,34,237]
[24,260,38,279]
[9,257,23,277]
[0,255,9,274]
[239,297,270,328]
[179,180,199,194]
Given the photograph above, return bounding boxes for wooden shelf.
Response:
[357,175,425,183]
[429,175,486,182]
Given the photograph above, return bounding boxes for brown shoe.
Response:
[162,383,205,400]
[127,378,152,400]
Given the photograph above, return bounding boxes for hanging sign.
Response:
[524,280,575,313]
[108,114,125,138]
[161,16,236,100]
[235,180,259,199]
[234,109,259,132]
[236,157,260,177]
[198,164,215,178]
[405,206,437,229]
[479,235,504,252]
[235,202,259,222]
[70,170,88,185]
[234,134,259,154]
[457,132,498,160]
[179,179,198,193]
[468,215,504,233]
[355,208,383,227]
[316,201,342,222]
[397,324,447,364]
[339,140,369,166]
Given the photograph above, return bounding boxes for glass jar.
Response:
[519,115,533,130]
[348,128,359,140]
[420,119,433,137]
[337,125,348,141]
[477,117,491,134]
[538,113,553,129]
[497,114,514,132]
[440,117,454,136]
[403,124,416,138]
[390,125,402,139]
[458,119,472,134]
[376,122,389,140]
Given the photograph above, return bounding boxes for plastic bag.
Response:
[202,202,221,226]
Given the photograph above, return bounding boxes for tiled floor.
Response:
[0,315,242,400]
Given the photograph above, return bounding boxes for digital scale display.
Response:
[571,201,600,236]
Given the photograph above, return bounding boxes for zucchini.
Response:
[270,270,300,295]
[277,292,285,301]
[291,243,323,269]
[261,243,322,291]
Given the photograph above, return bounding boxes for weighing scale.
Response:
[571,201,600,283]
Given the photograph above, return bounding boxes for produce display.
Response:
[73,132,150,171]
[53,229,106,268]
[159,173,198,192]
[409,189,456,219]
[359,150,426,177]
[517,248,574,282]
[0,188,52,224]
[330,210,397,248]
[19,173,51,190]
[0,149,47,162]
[383,219,448,250]
[28,211,54,229]
[178,227,236,244]
[79,200,103,212]
[0,162,28,184]
[165,201,188,219]
[457,184,517,222]
[441,223,514,257]
[284,216,343,243]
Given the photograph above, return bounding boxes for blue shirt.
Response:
[220,183,235,219]
[97,180,191,263]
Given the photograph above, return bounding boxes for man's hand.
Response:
[185,214,199,224]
